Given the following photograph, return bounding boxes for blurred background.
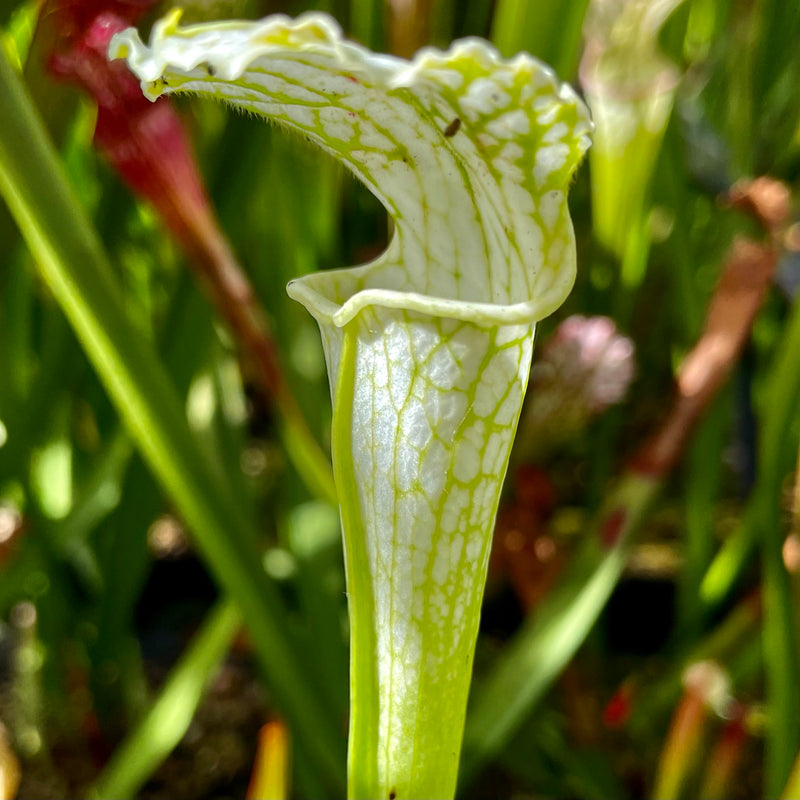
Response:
[0,0,797,798]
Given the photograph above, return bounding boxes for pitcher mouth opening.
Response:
[285,222,576,329]
[287,276,573,328]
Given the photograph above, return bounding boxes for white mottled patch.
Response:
[513,222,545,284]
[461,77,512,116]
[409,326,439,367]
[358,126,397,152]
[412,545,429,574]
[449,535,464,568]
[494,387,521,426]
[446,325,489,368]
[543,121,568,143]
[423,67,464,91]
[547,237,565,267]
[425,343,458,390]
[284,105,316,128]
[322,118,356,142]
[465,534,482,561]
[470,378,500,418]
[493,159,525,182]
[440,486,467,533]
[487,109,530,138]
[501,175,535,216]
[431,543,452,586]
[499,141,524,162]
[394,446,419,492]
[462,419,487,450]
[533,143,569,186]
[387,356,412,409]
[371,355,389,388]
[400,397,432,450]
[481,432,504,474]
[538,190,562,232]
[452,439,480,483]
[338,89,370,111]
[419,440,447,502]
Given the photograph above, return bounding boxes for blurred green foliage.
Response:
[0,0,797,798]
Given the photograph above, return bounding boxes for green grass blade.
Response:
[0,49,345,793]
[701,302,800,614]
[781,754,800,800]
[461,473,659,785]
[677,398,727,640]
[88,599,242,800]
[759,305,800,797]
[491,0,589,77]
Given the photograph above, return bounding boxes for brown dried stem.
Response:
[632,178,789,477]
